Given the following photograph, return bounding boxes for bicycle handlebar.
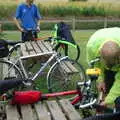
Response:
[4,40,23,46]
[0,79,23,95]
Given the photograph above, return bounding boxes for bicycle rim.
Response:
[47,57,86,99]
[0,59,23,80]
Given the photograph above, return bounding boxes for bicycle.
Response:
[1,57,120,120]
[0,57,99,105]
[0,39,86,95]
[0,58,99,108]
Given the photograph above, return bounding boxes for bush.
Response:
[2,20,120,31]
[0,2,120,19]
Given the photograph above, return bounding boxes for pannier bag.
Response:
[0,39,9,58]
[53,22,76,46]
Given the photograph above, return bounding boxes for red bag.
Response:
[11,91,42,105]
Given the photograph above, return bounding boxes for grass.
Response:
[4,30,96,92]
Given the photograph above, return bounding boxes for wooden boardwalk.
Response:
[5,99,82,120]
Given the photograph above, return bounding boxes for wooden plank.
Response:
[42,41,53,52]
[25,42,36,55]
[46,100,67,120]
[37,41,49,53]
[21,105,34,120]
[34,102,51,120]
[64,61,78,73]
[59,61,72,73]
[20,43,29,56]
[31,41,42,54]
[6,105,19,120]
[60,99,82,120]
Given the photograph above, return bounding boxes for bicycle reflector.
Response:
[11,91,42,105]
[86,68,101,76]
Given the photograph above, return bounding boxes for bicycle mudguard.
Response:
[0,79,23,95]
[11,91,42,105]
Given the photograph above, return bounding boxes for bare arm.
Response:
[37,19,40,27]
[13,18,24,32]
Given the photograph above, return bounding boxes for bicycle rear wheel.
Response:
[47,57,86,95]
[8,44,21,60]
[55,43,80,61]
[0,59,23,80]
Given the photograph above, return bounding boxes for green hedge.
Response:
[2,21,120,31]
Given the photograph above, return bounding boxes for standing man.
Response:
[14,0,42,41]
[86,27,120,107]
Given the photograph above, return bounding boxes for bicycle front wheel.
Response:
[0,59,23,80]
[47,57,86,93]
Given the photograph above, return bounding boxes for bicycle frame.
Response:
[19,52,68,81]
[42,89,82,105]
[8,42,68,81]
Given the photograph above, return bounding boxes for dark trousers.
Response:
[22,31,38,42]
[104,69,116,94]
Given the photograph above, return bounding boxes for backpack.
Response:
[0,39,9,58]
[56,22,76,45]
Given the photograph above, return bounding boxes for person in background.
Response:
[14,0,42,42]
[86,27,120,108]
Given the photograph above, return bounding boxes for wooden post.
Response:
[72,17,75,31]
[0,22,2,32]
[104,17,107,28]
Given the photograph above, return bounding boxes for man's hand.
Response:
[36,26,40,32]
[97,82,106,93]
[96,101,107,114]
[100,101,107,107]
[19,27,24,32]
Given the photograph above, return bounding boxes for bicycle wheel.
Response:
[78,78,99,117]
[47,57,86,94]
[8,44,21,60]
[83,112,120,120]
[0,59,23,80]
[55,43,80,61]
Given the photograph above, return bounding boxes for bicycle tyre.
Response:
[55,43,80,62]
[8,44,21,60]
[78,76,99,118]
[47,57,86,95]
[0,59,23,80]
[83,112,120,120]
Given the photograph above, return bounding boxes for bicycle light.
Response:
[86,68,101,76]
